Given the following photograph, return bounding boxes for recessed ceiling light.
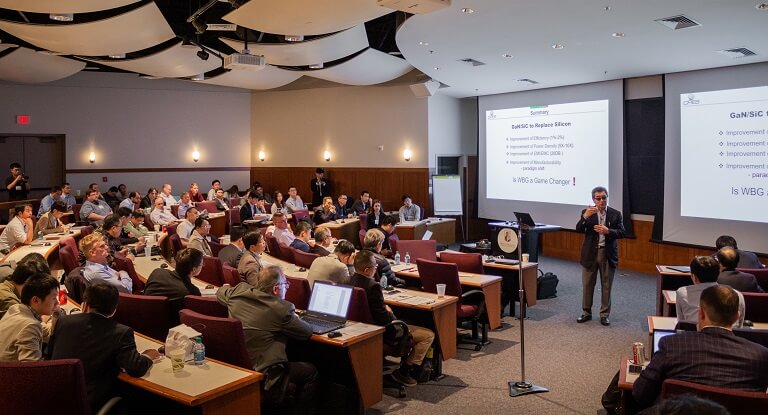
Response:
[285,35,304,42]
[461,8,474,14]
[604,6,612,11]
[191,73,204,81]
[611,32,625,38]
[434,66,440,70]
[757,3,768,9]
[309,63,324,69]
[419,41,429,46]
[139,75,164,80]
[502,53,514,58]
[49,13,73,22]
[552,44,564,50]
[109,53,126,59]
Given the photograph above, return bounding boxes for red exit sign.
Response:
[16,115,30,125]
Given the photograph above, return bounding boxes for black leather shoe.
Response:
[600,317,610,326]
[576,315,592,323]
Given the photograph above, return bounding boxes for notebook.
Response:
[421,230,433,240]
[301,281,353,334]
[652,329,676,354]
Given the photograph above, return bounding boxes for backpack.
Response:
[537,270,559,299]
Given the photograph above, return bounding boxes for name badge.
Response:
[15,186,22,190]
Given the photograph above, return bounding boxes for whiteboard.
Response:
[433,175,463,216]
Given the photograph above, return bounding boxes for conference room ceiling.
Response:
[0,1,765,96]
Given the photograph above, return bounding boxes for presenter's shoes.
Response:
[600,317,611,326]
[576,315,592,323]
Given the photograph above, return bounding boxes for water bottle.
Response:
[404,252,411,265]
[394,251,401,265]
[353,210,358,218]
[36,230,43,240]
[193,337,206,365]
[380,273,388,288]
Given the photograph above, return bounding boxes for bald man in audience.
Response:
[176,207,198,243]
[150,196,180,226]
[188,217,212,256]
[310,226,333,256]
[714,235,765,269]
[313,197,336,226]
[716,247,764,293]
[158,183,176,206]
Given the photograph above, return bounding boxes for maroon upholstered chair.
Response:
[78,225,94,238]
[143,214,154,230]
[169,234,183,257]
[197,256,224,287]
[347,287,375,323]
[290,209,310,227]
[209,240,225,257]
[221,264,242,286]
[293,249,319,269]
[396,240,437,262]
[661,378,768,413]
[166,222,178,237]
[194,201,217,214]
[285,275,311,310]
[0,359,114,415]
[742,292,768,323]
[265,234,284,259]
[359,214,368,231]
[112,253,145,294]
[72,203,83,225]
[417,258,488,349]
[737,268,768,292]
[359,229,366,247]
[183,295,228,318]
[179,309,253,370]
[112,292,172,341]
[170,204,179,218]
[58,237,80,275]
[63,267,88,304]
[440,252,484,274]
[228,207,241,228]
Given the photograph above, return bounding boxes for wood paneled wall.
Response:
[250,167,430,215]
[541,220,723,274]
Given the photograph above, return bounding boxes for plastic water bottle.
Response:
[380,273,388,288]
[394,251,401,265]
[193,337,206,365]
[404,252,411,266]
[36,230,43,240]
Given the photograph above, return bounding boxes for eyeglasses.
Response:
[593,196,607,201]
[276,281,290,288]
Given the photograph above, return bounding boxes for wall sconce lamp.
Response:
[88,151,96,163]
[323,150,331,162]
[403,149,412,162]
[258,151,266,162]
[192,150,200,162]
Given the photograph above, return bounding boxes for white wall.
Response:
[0,72,252,195]
[251,84,428,168]
[427,94,478,169]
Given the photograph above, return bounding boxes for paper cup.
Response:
[522,253,530,265]
[168,348,185,372]
[153,224,160,232]
[145,245,152,258]
[436,283,446,298]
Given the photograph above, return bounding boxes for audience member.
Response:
[271,191,288,215]
[272,213,295,248]
[398,194,421,222]
[307,240,355,288]
[139,187,158,210]
[124,211,150,239]
[313,196,336,226]
[676,256,745,327]
[188,182,204,202]
[216,266,317,415]
[102,215,139,259]
[80,233,132,293]
[37,185,62,217]
[102,186,121,211]
[176,207,198,242]
[363,229,404,286]
[252,183,272,203]
[0,253,51,318]
[714,235,765,269]
[351,190,370,215]
[4,162,30,201]
[0,204,34,255]
[159,183,177,206]
[46,283,158,411]
[80,189,113,226]
[218,226,245,268]
[350,250,434,386]
[238,231,266,283]
[310,226,333,256]
[144,248,203,317]
[115,207,142,245]
[150,196,180,226]
[334,194,350,218]
[88,183,104,200]
[632,285,768,408]
[61,182,76,208]
[379,214,397,257]
[241,191,262,223]
[0,273,59,361]
[177,191,193,218]
[285,186,306,213]
[716,247,764,293]
[207,179,224,201]
[367,199,385,229]
[119,191,142,212]
[118,183,128,199]
[224,185,239,200]
[290,221,312,253]
[35,201,67,235]
[188,217,212,256]
[309,167,331,207]
[213,188,230,211]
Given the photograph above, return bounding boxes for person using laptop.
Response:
[351,250,435,387]
[216,266,317,415]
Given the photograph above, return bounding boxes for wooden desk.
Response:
[482,259,539,317]
[208,212,227,238]
[618,357,642,391]
[392,263,503,329]
[322,218,361,248]
[655,266,693,316]
[662,290,676,317]
[394,218,456,245]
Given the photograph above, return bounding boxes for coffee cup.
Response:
[436,283,446,298]
[522,253,530,265]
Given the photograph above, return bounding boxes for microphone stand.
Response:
[508,223,548,397]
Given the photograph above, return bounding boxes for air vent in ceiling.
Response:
[457,58,485,67]
[517,78,539,85]
[655,15,701,30]
[716,47,757,58]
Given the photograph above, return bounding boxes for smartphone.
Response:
[628,364,644,374]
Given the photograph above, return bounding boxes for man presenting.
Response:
[575,186,625,326]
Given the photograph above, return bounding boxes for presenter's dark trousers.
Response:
[581,247,615,318]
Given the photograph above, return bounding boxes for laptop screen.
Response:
[514,212,536,227]
[652,329,676,354]
[307,281,353,319]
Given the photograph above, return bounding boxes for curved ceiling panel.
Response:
[0,44,16,52]
[299,48,412,85]
[83,42,221,78]
[223,0,391,36]
[0,3,174,56]
[0,47,85,83]
[220,24,368,67]
[0,0,140,13]
[199,66,302,90]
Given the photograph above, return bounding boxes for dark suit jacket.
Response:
[144,268,202,321]
[334,203,349,218]
[367,211,386,229]
[239,203,263,223]
[351,199,369,215]
[737,249,765,269]
[351,273,394,326]
[717,270,764,293]
[632,327,768,407]
[47,313,152,410]
[309,179,331,206]
[218,244,244,268]
[575,206,625,268]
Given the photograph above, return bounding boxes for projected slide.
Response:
[485,99,609,206]
[680,86,768,223]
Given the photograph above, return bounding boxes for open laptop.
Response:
[301,281,353,334]
[514,212,536,227]
[652,329,676,354]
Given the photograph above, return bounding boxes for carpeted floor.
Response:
[368,255,656,415]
